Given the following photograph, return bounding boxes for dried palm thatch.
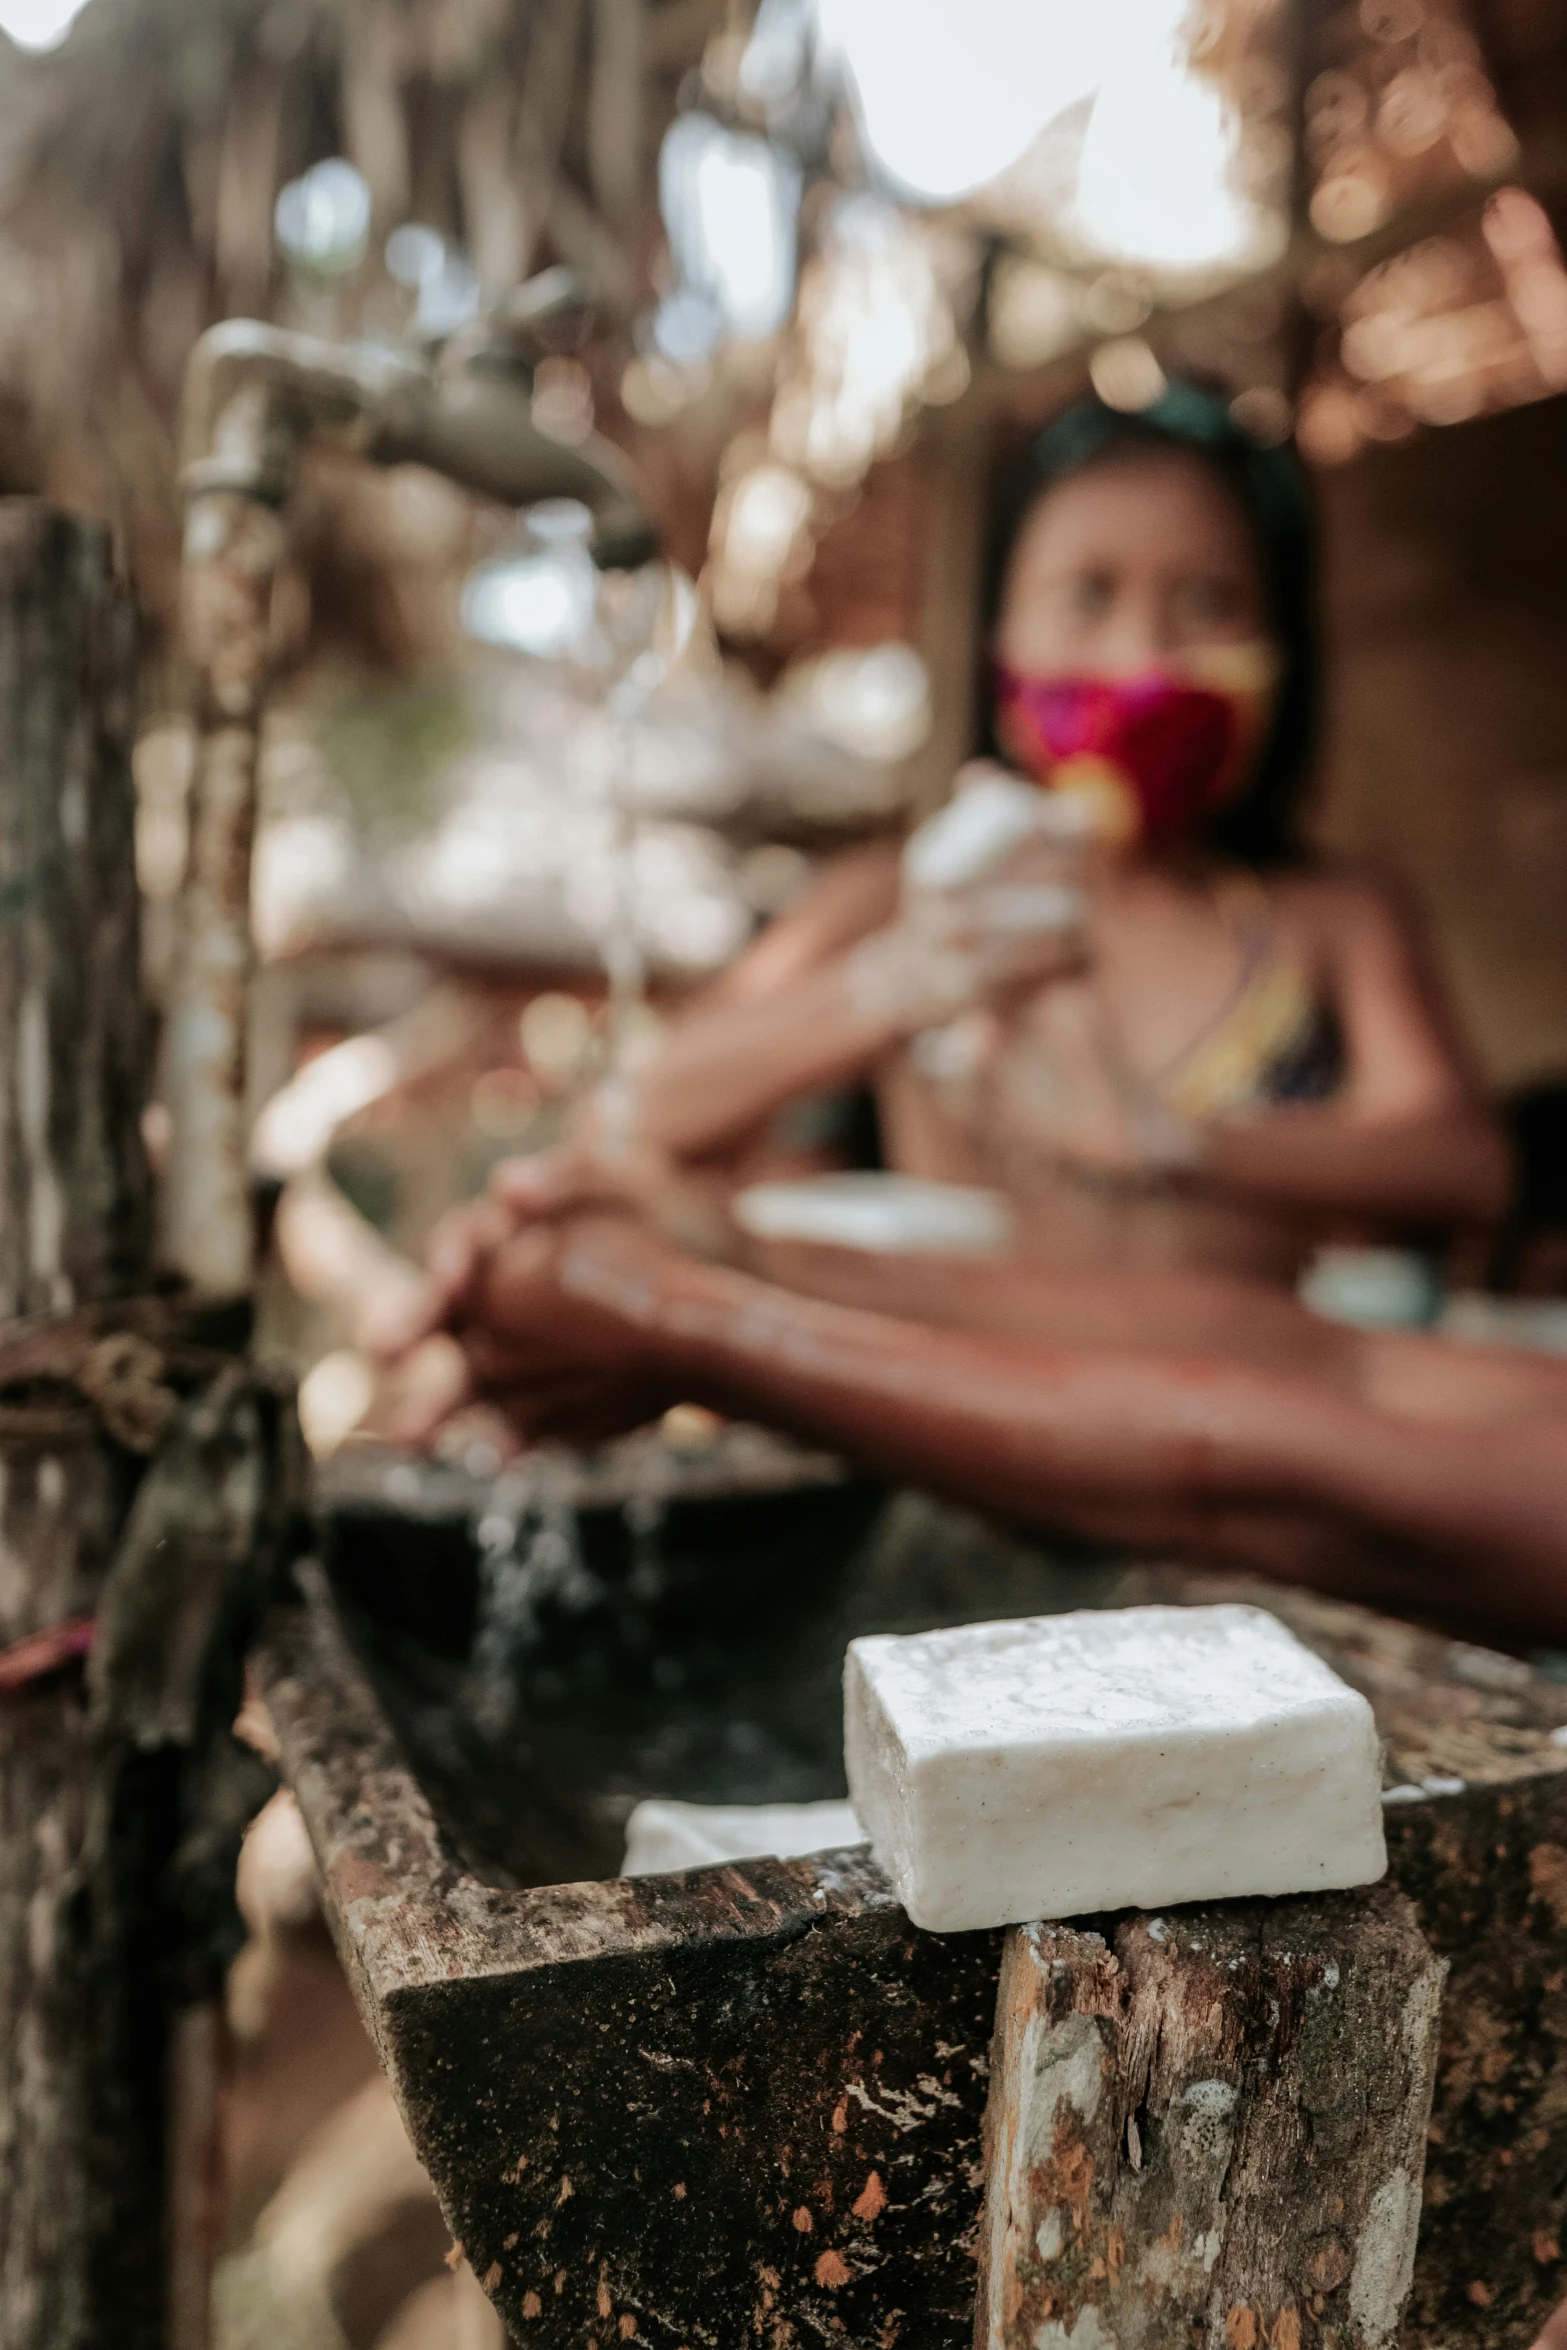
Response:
[0,0,724,635]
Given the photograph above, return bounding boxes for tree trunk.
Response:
[976,1889,1445,2350]
[0,500,165,2349]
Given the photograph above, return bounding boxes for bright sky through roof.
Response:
[660,115,801,343]
[815,0,1106,203]
[1075,45,1261,269]
[0,0,90,49]
[809,0,1270,273]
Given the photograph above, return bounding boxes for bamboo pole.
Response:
[159,464,284,1299]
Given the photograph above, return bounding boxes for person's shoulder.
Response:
[1261,857,1419,945]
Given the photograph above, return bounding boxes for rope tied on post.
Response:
[0,1294,249,1455]
[0,1294,299,1713]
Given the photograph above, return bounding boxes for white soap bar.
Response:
[733,1172,1014,1256]
[903,775,1046,891]
[903,771,1093,893]
[621,1797,866,1877]
[844,1604,1386,1933]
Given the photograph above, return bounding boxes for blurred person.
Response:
[421,383,1508,1287]
[376,389,1567,1637]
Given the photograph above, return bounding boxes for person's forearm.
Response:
[563,1234,1359,1522]
[551,1234,1567,1636]
[614,963,903,1163]
[737,1234,1357,1385]
[1200,1105,1512,1230]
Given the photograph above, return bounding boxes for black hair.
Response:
[980,381,1320,867]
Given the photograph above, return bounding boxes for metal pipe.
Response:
[178,320,656,564]
[161,318,658,1297]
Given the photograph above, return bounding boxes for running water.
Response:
[461,508,697,1080]
[457,525,725,1731]
[465,1436,679,1736]
[468,1452,602,1736]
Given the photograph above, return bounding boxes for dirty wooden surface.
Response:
[0,502,148,1314]
[262,1528,1567,2349]
[263,1563,999,2348]
[977,1889,1443,2350]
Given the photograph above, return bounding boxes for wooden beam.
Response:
[160,474,284,1298]
[0,503,149,1316]
[906,404,992,819]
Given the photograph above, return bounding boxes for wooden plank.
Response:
[0,500,148,1316]
[160,479,282,1298]
[976,1890,1444,2350]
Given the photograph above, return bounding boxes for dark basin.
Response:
[314,1430,1126,1889]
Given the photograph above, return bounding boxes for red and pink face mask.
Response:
[992,645,1280,847]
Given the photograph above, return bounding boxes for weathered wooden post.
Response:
[976,1891,1445,2350]
[0,499,300,2350]
[0,503,159,2346]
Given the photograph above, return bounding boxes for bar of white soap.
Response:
[621,1798,866,1877]
[902,774,1047,891]
[844,1605,1386,1932]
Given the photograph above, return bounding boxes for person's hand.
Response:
[361,1104,695,1362]
[844,891,1089,1037]
[390,1213,683,1449]
[847,793,1097,1037]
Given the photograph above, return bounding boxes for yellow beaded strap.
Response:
[1155,879,1322,1125]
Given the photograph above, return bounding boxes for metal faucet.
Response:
[163,300,660,1298]
[180,315,656,568]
